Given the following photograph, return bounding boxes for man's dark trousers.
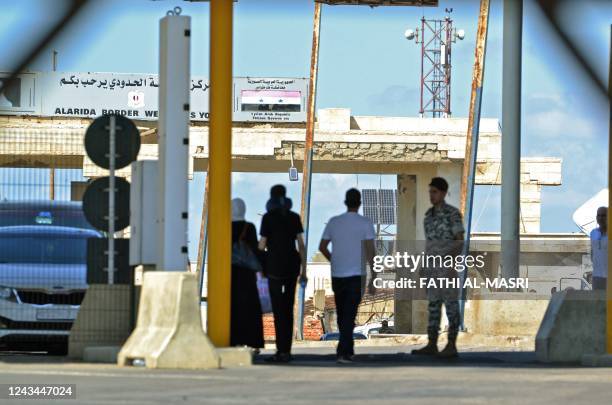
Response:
[332,275,362,357]
[268,277,297,354]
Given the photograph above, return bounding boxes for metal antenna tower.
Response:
[405,8,464,118]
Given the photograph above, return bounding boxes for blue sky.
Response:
[0,0,610,260]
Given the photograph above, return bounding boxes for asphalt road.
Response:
[0,346,610,405]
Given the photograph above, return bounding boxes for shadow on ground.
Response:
[0,348,588,369]
[252,351,586,369]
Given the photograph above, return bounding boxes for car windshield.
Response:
[0,235,88,264]
[0,208,93,230]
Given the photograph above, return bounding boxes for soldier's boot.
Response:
[411,332,438,355]
[437,334,458,359]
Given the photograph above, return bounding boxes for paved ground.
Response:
[0,345,610,404]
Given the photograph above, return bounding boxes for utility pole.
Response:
[459,0,489,217]
[458,0,490,328]
[501,0,522,281]
[296,1,322,340]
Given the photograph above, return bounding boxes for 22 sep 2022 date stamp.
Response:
[1,384,76,400]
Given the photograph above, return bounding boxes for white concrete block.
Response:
[318,108,351,132]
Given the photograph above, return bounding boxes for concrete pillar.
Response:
[520,182,542,233]
[501,0,522,279]
[415,165,437,240]
[157,14,191,272]
[490,252,501,279]
[394,174,427,333]
[396,174,417,241]
[395,174,416,333]
[437,162,462,208]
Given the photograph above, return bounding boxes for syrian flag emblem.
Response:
[128,91,145,108]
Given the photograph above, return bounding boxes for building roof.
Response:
[315,0,438,6]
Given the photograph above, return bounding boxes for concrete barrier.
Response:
[536,290,606,363]
[582,353,612,367]
[118,272,221,369]
[465,293,550,336]
[68,284,133,359]
[83,346,121,363]
[393,292,549,336]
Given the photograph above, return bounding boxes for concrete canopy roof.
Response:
[315,0,438,6]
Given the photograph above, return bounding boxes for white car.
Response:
[0,201,100,354]
[354,319,395,337]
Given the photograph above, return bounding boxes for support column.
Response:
[395,174,426,333]
[415,165,437,240]
[157,14,190,271]
[207,0,233,347]
[437,163,462,208]
[520,182,542,233]
[501,0,522,280]
[396,174,417,242]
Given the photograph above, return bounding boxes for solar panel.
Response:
[380,206,396,225]
[362,189,378,205]
[379,189,394,206]
[363,205,378,223]
[380,189,396,225]
[361,188,397,225]
[361,189,379,223]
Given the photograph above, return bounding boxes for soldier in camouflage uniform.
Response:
[412,177,465,358]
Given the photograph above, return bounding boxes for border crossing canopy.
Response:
[315,0,438,6]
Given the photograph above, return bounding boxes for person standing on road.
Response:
[412,177,464,359]
[590,206,608,291]
[258,185,307,363]
[319,189,376,364]
[230,198,264,350]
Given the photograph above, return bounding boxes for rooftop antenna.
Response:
[52,49,58,71]
[405,8,464,118]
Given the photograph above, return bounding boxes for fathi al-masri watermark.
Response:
[370,250,529,291]
[372,274,529,290]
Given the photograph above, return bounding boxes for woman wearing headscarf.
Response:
[258,185,307,363]
[230,198,264,350]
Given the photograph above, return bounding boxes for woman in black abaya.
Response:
[230,198,264,349]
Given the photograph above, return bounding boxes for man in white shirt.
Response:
[319,189,376,364]
[590,206,608,290]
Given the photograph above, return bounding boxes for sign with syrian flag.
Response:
[240,90,302,110]
[233,77,308,122]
